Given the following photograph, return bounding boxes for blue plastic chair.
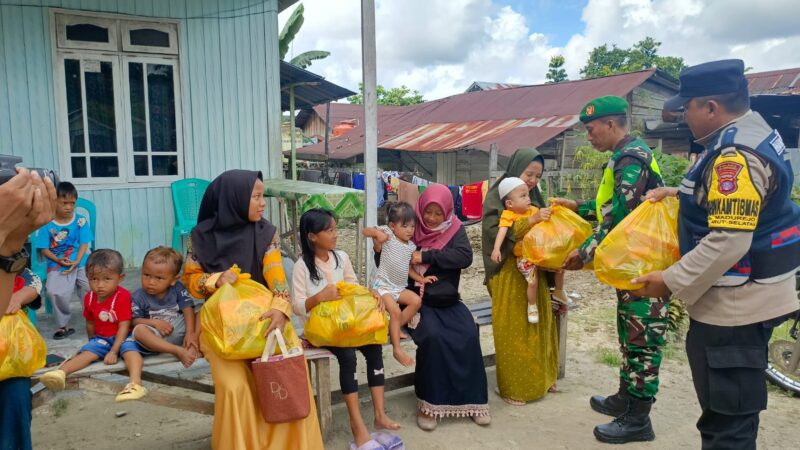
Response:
[29,197,97,320]
[171,178,210,253]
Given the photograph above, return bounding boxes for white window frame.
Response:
[51,10,183,188]
[122,55,184,182]
[121,21,179,55]
[54,51,128,184]
[56,14,118,52]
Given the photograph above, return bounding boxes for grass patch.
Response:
[766,382,799,398]
[662,341,688,363]
[51,398,68,417]
[595,347,622,367]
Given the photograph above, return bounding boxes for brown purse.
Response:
[251,329,311,423]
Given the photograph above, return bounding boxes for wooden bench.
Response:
[31,300,567,442]
[327,299,567,405]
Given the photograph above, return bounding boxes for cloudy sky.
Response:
[279,0,800,100]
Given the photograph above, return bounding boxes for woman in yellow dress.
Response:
[481,148,559,404]
[183,170,323,450]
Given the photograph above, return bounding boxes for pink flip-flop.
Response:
[349,439,384,450]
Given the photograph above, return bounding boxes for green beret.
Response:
[579,96,629,123]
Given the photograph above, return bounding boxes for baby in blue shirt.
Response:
[131,246,198,368]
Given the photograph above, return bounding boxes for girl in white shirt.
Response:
[292,208,400,449]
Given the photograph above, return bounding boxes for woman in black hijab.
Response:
[182,170,323,450]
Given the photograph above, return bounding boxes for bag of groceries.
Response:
[304,282,389,348]
[522,205,594,269]
[594,197,681,291]
[200,265,300,359]
[0,311,47,381]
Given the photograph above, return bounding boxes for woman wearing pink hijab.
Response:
[377,184,490,430]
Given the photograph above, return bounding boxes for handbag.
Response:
[251,329,311,423]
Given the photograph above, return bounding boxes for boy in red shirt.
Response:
[40,249,147,402]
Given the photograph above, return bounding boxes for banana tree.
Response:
[279,3,330,69]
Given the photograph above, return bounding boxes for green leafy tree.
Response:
[564,142,610,198]
[545,55,568,83]
[580,37,686,80]
[279,3,330,69]
[653,148,690,187]
[348,83,425,106]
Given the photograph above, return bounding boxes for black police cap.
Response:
[664,59,749,112]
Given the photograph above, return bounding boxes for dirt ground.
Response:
[31,224,798,449]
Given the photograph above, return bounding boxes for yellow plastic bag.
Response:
[0,311,47,381]
[200,266,299,359]
[522,205,594,269]
[304,282,389,348]
[594,197,681,291]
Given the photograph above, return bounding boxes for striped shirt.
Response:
[373,226,416,290]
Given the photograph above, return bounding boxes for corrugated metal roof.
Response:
[381,116,578,152]
[279,61,356,111]
[746,67,800,95]
[295,103,400,129]
[300,69,663,159]
[465,81,525,93]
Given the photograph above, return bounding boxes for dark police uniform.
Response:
[662,59,800,450]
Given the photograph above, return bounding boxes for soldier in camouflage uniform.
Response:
[554,96,668,444]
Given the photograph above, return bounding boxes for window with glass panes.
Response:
[54,12,182,184]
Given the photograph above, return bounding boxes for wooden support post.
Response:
[557,311,568,379]
[312,357,332,441]
[289,199,299,256]
[289,85,297,180]
[324,101,331,183]
[361,0,378,283]
[489,143,499,183]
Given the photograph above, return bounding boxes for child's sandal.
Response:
[115,382,148,402]
[53,328,75,340]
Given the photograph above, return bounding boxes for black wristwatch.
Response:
[0,247,29,273]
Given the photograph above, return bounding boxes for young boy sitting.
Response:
[34,181,92,339]
[131,246,198,368]
[40,249,148,402]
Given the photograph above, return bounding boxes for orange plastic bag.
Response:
[522,205,594,269]
[200,265,300,359]
[304,282,389,348]
[0,311,47,381]
[594,197,681,291]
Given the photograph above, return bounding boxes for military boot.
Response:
[593,396,655,444]
[589,378,629,417]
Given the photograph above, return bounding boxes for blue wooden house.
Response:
[0,0,295,266]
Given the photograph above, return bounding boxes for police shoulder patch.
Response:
[707,150,761,231]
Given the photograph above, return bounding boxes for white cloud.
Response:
[280,0,800,100]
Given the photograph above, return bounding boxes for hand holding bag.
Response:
[251,329,311,423]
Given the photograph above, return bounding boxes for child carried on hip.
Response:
[491,177,567,324]
[363,202,429,367]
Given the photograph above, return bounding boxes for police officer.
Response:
[634,59,800,449]
[554,95,667,444]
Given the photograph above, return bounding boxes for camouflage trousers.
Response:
[616,290,670,399]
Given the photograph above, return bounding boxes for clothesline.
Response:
[353,170,492,221]
[295,168,493,221]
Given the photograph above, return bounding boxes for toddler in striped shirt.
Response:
[363,202,435,366]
